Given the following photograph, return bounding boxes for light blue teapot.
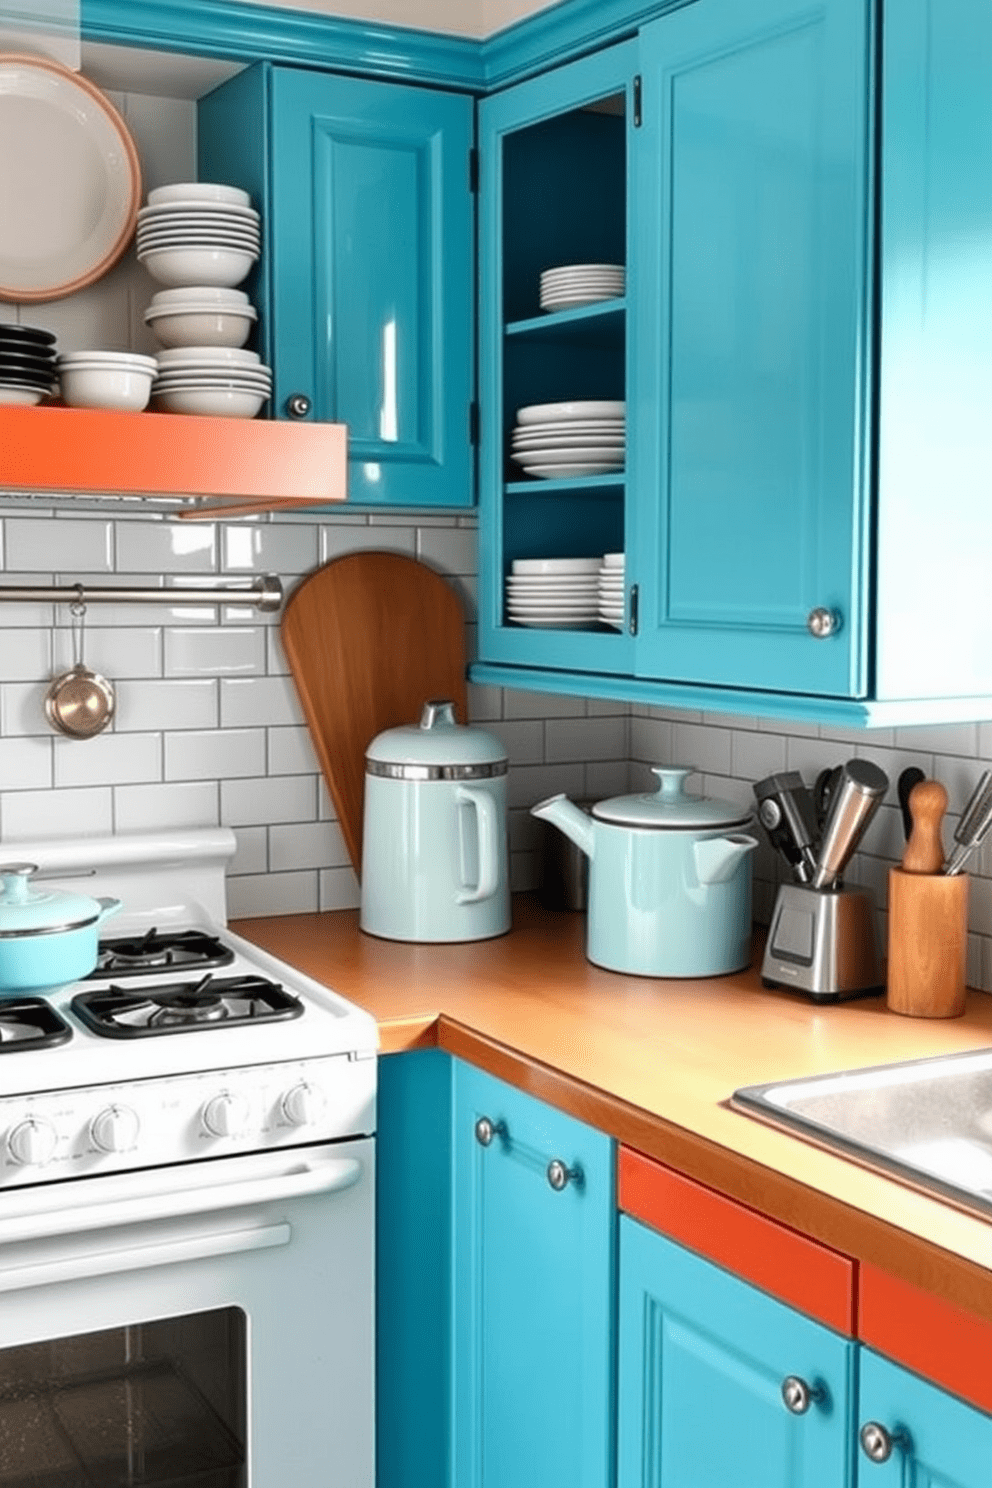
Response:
[532,767,758,977]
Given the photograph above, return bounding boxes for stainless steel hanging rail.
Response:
[0,574,284,612]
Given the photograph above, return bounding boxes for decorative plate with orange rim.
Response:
[0,53,141,302]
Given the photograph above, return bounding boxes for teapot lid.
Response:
[366,700,507,774]
[0,863,104,936]
[592,767,751,829]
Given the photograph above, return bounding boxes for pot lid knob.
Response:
[420,699,457,731]
[0,864,38,903]
[651,766,695,799]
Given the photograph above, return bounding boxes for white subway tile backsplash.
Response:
[321,524,415,561]
[221,774,317,828]
[507,762,585,811]
[894,722,981,756]
[545,716,628,764]
[228,870,319,918]
[165,627,266,677]
[731,729,787,783]
[502,688,585,719]
[318,865,361,912]
[266,627,291,676]
[417,526,477,575]
[165,728,266,782]
[116,521,217,574]
[5,518,114,573]
[0,628,51,682]
[54,733,162,789]
[629,715,672,763]
[267,725,318,776]
[231,826,269,877]
[223,523,319,576]
[488,719,545,766]
[0,736,52,791]
[53,626,162,679]
[2,786,113,840]
[2,682,55,738]
[270,820,350,872]
[114,780,219,833]
[671,721,732,775]
[116,679,218,733]
[220,675,304,729]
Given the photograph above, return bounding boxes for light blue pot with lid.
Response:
[0,863,121,993]
[532,767,758,977]
[361,700,511,943]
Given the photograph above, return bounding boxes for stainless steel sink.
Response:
[732,1047,992,1220]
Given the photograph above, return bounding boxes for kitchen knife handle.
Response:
[897,767,926,842]
[902,779,947,874]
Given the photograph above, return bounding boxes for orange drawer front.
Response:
[860,1263,992,1416]
[618,1146,855,1335]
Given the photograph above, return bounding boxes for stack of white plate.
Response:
[510,400,625,480]
[151,346,272,419]
[539,263,625,311]
[505,557,601,629]
[136,183,261,289]
[598,552,626,630]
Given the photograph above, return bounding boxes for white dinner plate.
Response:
[520,461,624,478]
[137,230,261,248]
[512,446,625,466]
[540,262,624,280]
[541,293,623,311]
[516,400,625,425]
[507,616,597,630]
[147,183,253,209]
[507,603,599,615]
[511,436,626,452]
[506,575,599,588]
[0,54,141,302]
[511,557,601,576]
[138,204,260,224]
[512,422,625,439]
[540,278,624,292]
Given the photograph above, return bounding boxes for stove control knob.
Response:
[281,1081,325,1128]
[91,1104,140,1154]
[8,1116,58,1167]
[203,1092,251,1139]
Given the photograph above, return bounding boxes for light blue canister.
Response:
[360,701,510,943]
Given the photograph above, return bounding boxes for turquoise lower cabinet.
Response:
[376,1052,614,1488]
[452,1061,615,1488]
[856,1348,992,1487]
[198,64,475,508]
[618,1216,855,1488]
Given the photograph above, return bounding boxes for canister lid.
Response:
[0,863,102,937]
[366,700,507,777]
[592,766,751,830]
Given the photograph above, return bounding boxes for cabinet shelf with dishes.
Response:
[479,40,636,674]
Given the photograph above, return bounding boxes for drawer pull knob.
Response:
[781,1375,825,1415]
[285,393,312,419]
[859,1421,909,1463]
[474,1115,506,1147]
[546,1158,582,1191]
[807,606,841,638]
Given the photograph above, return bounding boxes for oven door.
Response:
[0,1137,374,1488]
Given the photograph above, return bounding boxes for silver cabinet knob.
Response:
[474,1115,507,1147]
[285,393,312,419]
[781,1375,825,1415]
[807,607,841,638]
[546,1158,583,1191]
[859,1421,908,1463]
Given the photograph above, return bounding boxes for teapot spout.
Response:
[694,833,758,885]
[531,794,595,860]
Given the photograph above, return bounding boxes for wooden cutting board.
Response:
[281,551,468,876]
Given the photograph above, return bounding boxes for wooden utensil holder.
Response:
[887,867,969,1017]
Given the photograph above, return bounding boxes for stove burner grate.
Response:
[71,975,304,1038]
[0,998,73,1052]
[87,929,236,979]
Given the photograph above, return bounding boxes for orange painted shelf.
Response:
[0,405,347,516]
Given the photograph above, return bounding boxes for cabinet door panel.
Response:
[270,70,474,507]
[857,1349,992,1487]
[633,0,872,696]
[619,1216,854,1488]
[452,1062,614,1488]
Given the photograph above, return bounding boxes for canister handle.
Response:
[456,785,500,904]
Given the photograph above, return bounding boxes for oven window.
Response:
[0,1307,246,1488]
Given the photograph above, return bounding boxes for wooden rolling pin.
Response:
[887,778,968,1017]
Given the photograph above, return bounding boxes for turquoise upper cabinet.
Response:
[478,43,638,678]
[873,0,992,706]
[452,1062,615,1488]
[633,0,872,697]
[198,64,474,508]
[856,1348,992,1486]
[619,1216,855,1488]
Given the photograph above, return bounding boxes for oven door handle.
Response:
[0,1221,292,1294]
[0,1155,363,1247]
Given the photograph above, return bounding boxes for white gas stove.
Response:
[0,828,376,1488]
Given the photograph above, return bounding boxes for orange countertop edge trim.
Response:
[0,405,347,503]
[860,1262,992,1416]
[618,1145,857,1335]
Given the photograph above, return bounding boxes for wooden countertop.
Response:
[234,896,992,1322]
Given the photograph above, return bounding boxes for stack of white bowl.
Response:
[539,262,625,311]
[597,552,626,630]
[510,400,626,480]
[56,350,158,411]
[151,347,271,419]
[136,183,260,290]
[144,287,257,349]
[505,557,601,629]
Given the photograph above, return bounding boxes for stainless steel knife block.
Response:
[762,883,883,1002]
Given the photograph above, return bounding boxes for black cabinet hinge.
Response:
[470,401,480,445]
[628,583,639,636]
[469,147,479,192]
[633,75,642,128]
